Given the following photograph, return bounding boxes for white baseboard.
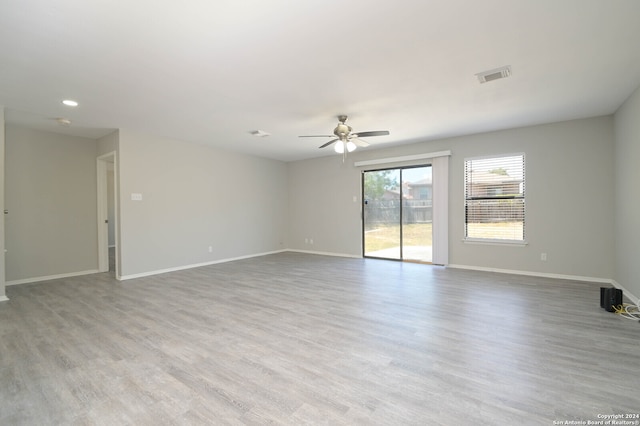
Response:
[119,249,289,281]
[6,269,101,286]
[286,249,362,259]
[447,264,612,285]
[9,254,635,308]
[611,279,640,306]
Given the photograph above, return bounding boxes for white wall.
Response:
[4,125,99,282]
[117,130,289,278]
[0,107,6,300]
[614,85,640,301]
[288,116,615,281]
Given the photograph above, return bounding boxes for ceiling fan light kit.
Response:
[334,140,357,154]
[299,115,389,160]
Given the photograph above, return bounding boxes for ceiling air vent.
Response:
[476,65,512,84]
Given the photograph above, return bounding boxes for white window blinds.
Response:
[464,154,525,241]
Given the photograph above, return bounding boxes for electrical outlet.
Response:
[208,246,213,253]
[540,253,547,261]
[310,238,314,245]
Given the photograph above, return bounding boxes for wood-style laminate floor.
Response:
[1,252,639,425]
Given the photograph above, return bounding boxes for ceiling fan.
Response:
[299,115,389,157]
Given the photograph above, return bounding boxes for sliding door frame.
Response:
[362,164,432,263]
[362,167,401,261]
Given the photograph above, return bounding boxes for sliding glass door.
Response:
[363,169,401,259]
[363,165,433,262]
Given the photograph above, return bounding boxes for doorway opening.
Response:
[362,165,433,263]
[97,152,118,277]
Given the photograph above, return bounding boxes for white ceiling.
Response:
[1,0,639,162]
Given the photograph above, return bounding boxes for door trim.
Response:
[96,152,119,277]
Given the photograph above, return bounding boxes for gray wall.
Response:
[1,111,625,287]
[0,107,6,300]
[117,129,289,277]
[288,157,362,257]
[4,125,99,282]
[97,130,118,157]
[288,116,615,280]
[614,86,640,299]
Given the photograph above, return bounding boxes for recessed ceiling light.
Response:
[56,117,72,126]
[62,99,78,107]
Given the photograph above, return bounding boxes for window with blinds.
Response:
[464,154,525,242]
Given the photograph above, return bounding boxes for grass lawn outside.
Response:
[466,221,524,240]
[364,221,523,258]
[364,223,433,253]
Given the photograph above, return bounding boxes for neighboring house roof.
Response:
[407,178,432,186]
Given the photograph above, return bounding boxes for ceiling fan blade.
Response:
[299,135,334,138]
[353,130,389,138]
[351,138,370,147]
[319,138,339,149]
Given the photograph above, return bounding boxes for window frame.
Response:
[463,153,527,245]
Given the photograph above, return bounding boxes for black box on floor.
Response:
[600,287,623,312]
